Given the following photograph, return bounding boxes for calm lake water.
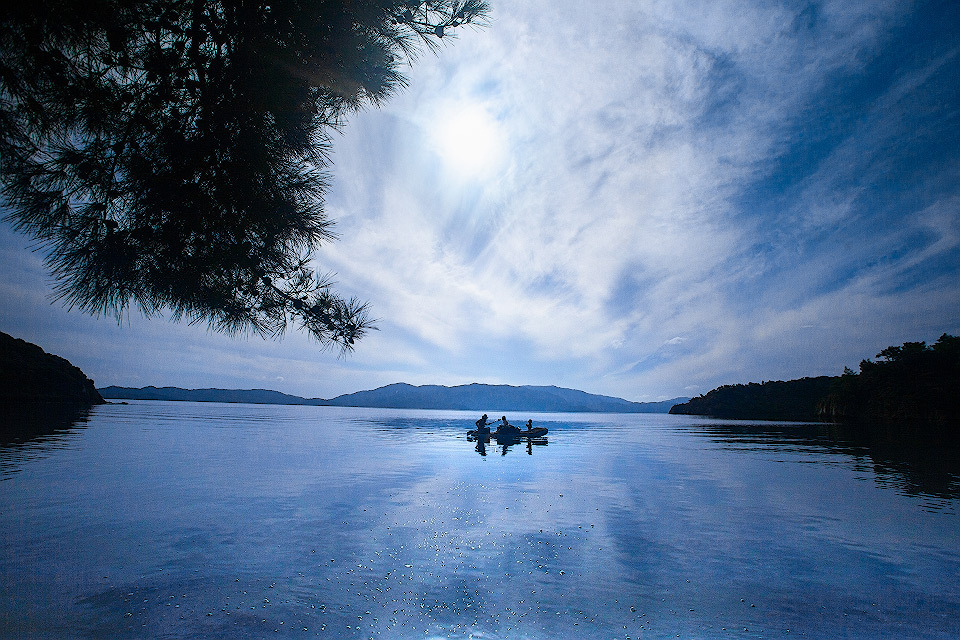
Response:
[1,401,959,639]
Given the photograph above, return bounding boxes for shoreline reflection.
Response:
[684,421,960,504]
[1,403,93,479]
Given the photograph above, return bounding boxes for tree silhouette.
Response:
[819,334,960,432]
[0,0,487,351]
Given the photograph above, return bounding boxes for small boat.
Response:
[513,426,549,437]
[466,425,548,438]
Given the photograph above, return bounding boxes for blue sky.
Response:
[2,0,959,401]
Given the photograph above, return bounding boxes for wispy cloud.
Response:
[2,0,957,401]
[313,0,955,399]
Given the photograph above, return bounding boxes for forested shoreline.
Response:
[671,335,959,442]
[818,334,959,434]
[669,376,837,422]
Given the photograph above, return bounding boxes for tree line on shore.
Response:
[819,334,959,435]
[670,334,959,442]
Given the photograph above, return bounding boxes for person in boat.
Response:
[497,416,522,436]
[519,419,548,437]
[475,414,491,433]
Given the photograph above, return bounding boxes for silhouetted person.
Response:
[475,414,491,433]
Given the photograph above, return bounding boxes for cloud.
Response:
[315,0,956,399]
[2,0,957,402]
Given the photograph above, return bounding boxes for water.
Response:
[1,402,959,639]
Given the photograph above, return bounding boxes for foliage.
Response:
[0,0,488,351]
[670,334,960,444]
[669,376,838,421]
[821,334,960,433]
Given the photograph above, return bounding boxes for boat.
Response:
[516,426,549,437]
[466,425,548,438]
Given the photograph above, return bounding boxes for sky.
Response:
[2,0,959,402]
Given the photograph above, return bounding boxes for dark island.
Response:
[1,332,105,443]
[669,376,837,422]
[670,334,960,443]
[0,331,105,406]
[818,334,960,435]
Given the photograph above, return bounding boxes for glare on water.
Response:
[1,402,958,639]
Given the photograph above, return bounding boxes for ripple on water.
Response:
[0,405,958,639]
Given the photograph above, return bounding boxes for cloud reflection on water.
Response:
[1,404,958,639]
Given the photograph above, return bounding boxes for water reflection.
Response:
[0,403,92,479]
[466,432,548,457]
[684,421,960,505]
[3,404,958,640]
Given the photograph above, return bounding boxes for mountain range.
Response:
[98,383,688,413]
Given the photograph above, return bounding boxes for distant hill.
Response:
[669,377,838,422]
[100,383,688,413]
[324,383,687,413]
[98,386,318,405]
[1,331,105,406]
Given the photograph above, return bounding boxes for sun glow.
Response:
[432,103,506,177]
